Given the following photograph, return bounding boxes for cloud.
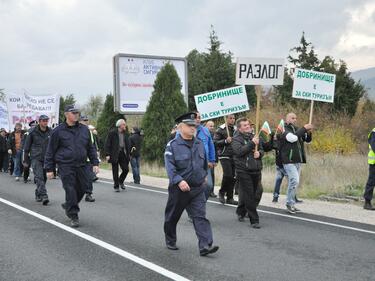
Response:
[0,0,374,103]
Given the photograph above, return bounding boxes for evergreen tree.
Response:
[59,94,76,122]
[186,26,256,110]
[142,63,187,163]
[274,32,365,116]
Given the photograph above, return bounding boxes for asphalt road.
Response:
[0,172,374,281]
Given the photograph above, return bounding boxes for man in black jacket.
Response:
[105,119,131,192]
[232,117,263,228]
[45,105,99,227]
[278,113,312,214]
[214,114,237,205]
[129,126,142,184]
[0,128,8,172]
[23,115,51,205]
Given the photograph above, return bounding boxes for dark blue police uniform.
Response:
[164,112,219,256]
[44,108,98,222]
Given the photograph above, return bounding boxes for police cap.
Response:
[64,104,79,113]
[175,112,197,126]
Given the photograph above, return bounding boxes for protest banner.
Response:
[6,93,60,129]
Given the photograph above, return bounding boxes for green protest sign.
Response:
[194,85,249,121]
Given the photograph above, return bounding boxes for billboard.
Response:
[113,53,188,114]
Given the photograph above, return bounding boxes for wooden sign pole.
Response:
[309,100,314,124]
[255,85,261,151]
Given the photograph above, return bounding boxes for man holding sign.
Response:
[278,113,312,214]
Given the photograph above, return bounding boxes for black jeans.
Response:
[236,171,261,224]
[364,164,375,201]
[111,150,129,188]
[219,158,236,199]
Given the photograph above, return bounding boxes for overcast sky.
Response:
[1,0,375,104]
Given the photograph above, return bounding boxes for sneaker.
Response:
[70,217,79,228]
[295,197,303,203]
[292,206,302,213]
[272,197,278,203]
[120,183,126,190]
[237,215,245,222]
[114,188,120,192]
[200,245,219,256]
[15,177,20,181]
[35,196,42,202]
[166,243,179,250]
[218,193,225,204]
[85,194,95,202]
[92,177,98,182]
[226,198,238,205]
[24,179,28,184]
[209,192,217,198]
[42,196,49,206]
[286,205,296,214]
[251,223,261,229]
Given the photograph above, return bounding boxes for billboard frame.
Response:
[113,53,188,114]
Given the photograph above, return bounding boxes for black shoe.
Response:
[42,196,49,206]
[292,206,302,213]
[134,181,140,184]
[364,201,375,210]
[114,186,120,192]
[61,202,67,210]
[218,193,225,204]
[92,177,98,182]
[295,197,303,203]
[24,179,28,184]
[237,215,245,222]
[272,197,278,203]
[70,217,79,228]
[226,198,238,205]
[209,192,217,198]
[120,183,126,190]
[85,194,95,202]
[251,223,261,229]
[200,245,219,256]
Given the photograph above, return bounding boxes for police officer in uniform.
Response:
[23,115,52,204]
[364,127,375,210]
[44,105,99,227]
[164,112,219,256]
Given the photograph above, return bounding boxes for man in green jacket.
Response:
[364,127,375,210]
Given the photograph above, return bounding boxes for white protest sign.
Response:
[292,68,336,103]
[194,85,249,121]
[0,102,10,131]
[236,57,285,85]
[6,93,60,129]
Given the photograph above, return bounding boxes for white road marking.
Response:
[98,180,375,236]
[0,197,190,281]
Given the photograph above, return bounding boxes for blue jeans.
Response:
[273,166,287,198]
[13,150,22,177]
[204,168,214,200]
[130,156,141,183]
[283,163,301,206]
